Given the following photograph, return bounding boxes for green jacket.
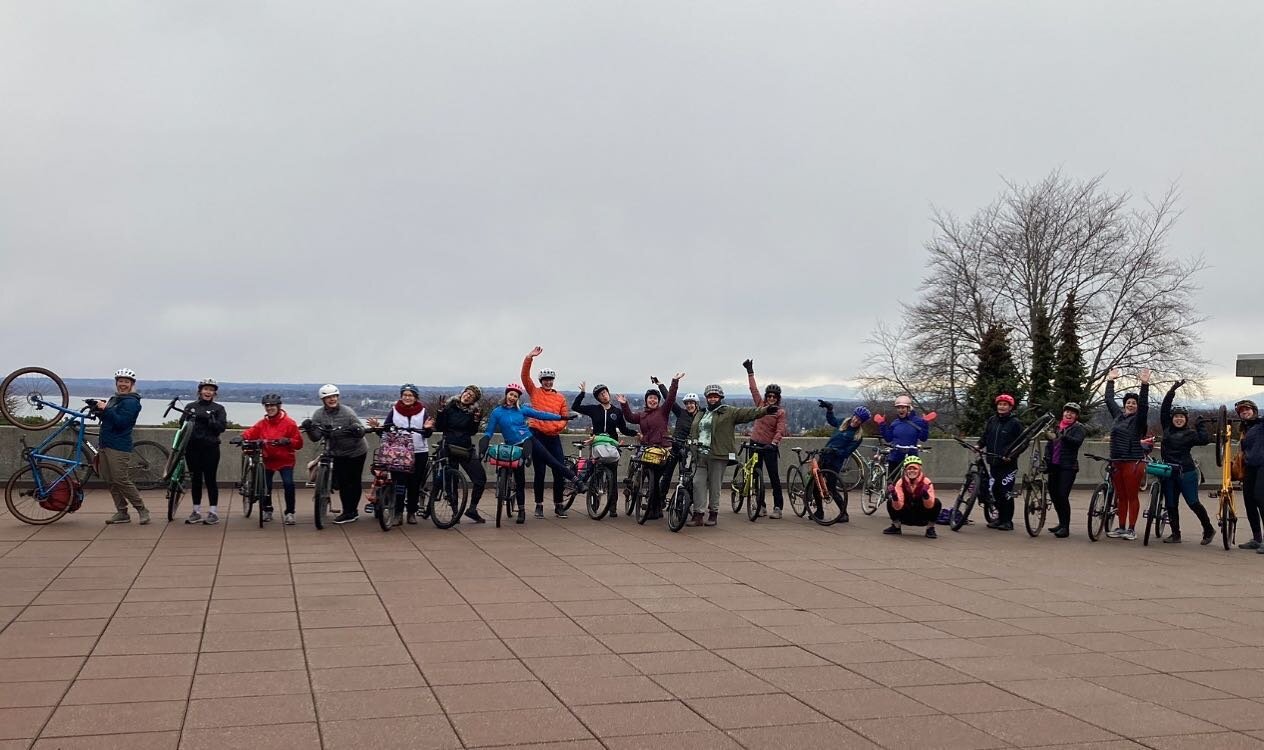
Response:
[688,403,773,458]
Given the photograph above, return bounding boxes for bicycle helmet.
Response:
[261,394,283,406]
[1063,402,1081,413]
[198,378,218,390]
[644,389,661,403]
[1170,405,1189,417]
[400,383,420,397]
[852,406,872,423]
[462,385,482,400]
[894,395,913,408]
[318,384,340,399]
[902,454,924,469]
[538,368,557,380]
[995,393,1015,406]
[764,383,782,398]
[592,384,609,398]
[114,368,137,381]
[1122,392,1140,405]
[703,384,724,398]
[505,383,525,395]
[682,392,699,403]
[1236,399,1258,414]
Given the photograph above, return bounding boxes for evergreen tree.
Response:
[1027,304,1056,417]
[1054,292,1091,418]
[963,324,1024,435]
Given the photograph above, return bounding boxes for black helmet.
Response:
[261,394,283,406]
[1170,405,1189,417]
[764,383,782,397]
[644,389,661,403]
[592,384,609,398]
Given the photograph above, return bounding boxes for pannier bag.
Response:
[487,443,524,468]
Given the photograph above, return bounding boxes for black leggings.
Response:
[439,447,487,509]
[530,432,574,506]
[333,454,366,516]
[991,460,1018,523]
[186,443,221,508]
[756,445,784,510]
[1047,465,1077,530]
[389,452,430,513]
[1245,465,1264,542]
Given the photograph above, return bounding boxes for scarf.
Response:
[395,400,424,418]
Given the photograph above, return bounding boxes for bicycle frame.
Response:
[18,401,98,499]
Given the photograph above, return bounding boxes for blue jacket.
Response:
[823,410,864,465]
[485,404,565,446]
[97,393,142,451]
[880,412,928,465]
[1243,418,1264,468]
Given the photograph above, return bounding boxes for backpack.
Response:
[373,430,416,473]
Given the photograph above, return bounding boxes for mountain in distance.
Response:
[774,383,865,400]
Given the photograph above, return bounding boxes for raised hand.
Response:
[873,414,886,425]
[1108,367,1122,381]
[742,358,754,374]
[528,346,543,358]
[579,381,586,393]
[924,411,938,422]
[423,417,436,429]
[616,394,628,405]
[650,376,660,385]
[366,417,381,428]
[817,399,833,410]
[1139,368,1152,385]
[1174,378,1187,389]
[673,372,685,381]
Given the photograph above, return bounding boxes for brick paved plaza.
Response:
[2,489,1263,749]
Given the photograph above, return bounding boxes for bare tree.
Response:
[860,172,1207,419]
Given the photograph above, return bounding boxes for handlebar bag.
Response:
[488,443,523,468]
[373,431,416,473]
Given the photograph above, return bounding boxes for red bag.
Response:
[40,478,83,513]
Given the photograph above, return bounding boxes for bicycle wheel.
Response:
[786,466,807,517]
[667,486,691,532]
[633,477,652,525]
[1023,481,1046,537]
[431,467,467,529]
[241,458,256,519]
[587,466,612,521]
[860,470,881,515]
[949,470,979,532]
[376,483,397,532]
[729,464,745,513]
[129,441,170,491]
[1,367,69,431]
[166,480,185,522]
[5,463,72,525]
[746,468,764,522]
[162,426,189,483]
[624,465,640,517]
[1087,483,1110,541]
[1215,405,1227,467]
[254,463,269,528]
[1143,482,1162,546]
[1219,496,1235,550]
[812,470,846,526]
[495,470,510,528]
[313,465,331,530]
[561,458,579,511]
[983,495,1001,525]
[43,442,95,486]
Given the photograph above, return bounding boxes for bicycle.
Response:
[2,368,169,524]
[947,437,1003,532]
[1020,438,1050,537]
[419,439,469,529]
[485,443,525,528]
[160,398,193,522]
[627,444,671,525]
[1142,456,1172,546]
[729,441,764,520]
[785,447,847,526]
[567,439,620,521]
[306,426,339,530]
[1212,405,1239,551]
[230,437,270,528]
[366,425,427,532]
[1083,453,1117,542]
[666,439,701,532]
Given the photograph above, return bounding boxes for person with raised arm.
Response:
[1103,367,1151,540]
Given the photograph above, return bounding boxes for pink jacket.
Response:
[748,375,787,445]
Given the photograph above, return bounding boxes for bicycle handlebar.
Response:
[163,397,186,420]
[367,425,424,435]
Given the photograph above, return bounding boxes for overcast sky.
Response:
[2,1,1260,397]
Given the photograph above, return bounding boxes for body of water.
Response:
[72,397,324,427]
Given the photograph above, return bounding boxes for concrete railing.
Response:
[0,426,1219,488]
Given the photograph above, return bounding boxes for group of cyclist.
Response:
[83,359,1264,549]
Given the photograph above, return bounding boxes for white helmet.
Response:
[538,368,557,379]
[114,368,137,381]
[894,395,913,408]
[318,384,340,399]
[197,378,218,389]
[683,392,699,403]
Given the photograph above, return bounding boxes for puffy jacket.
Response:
[892,474,935,510]
[748,375,788,445]
[1045,420,1087,470]
[97,392,142,452]
[242,409,304,470]
[623,379,678,448]
[485,404,566,446]
[1159,384,1211,472]
[667,384,696,441]
[879,412,929,465]
[823,409,864,462]
[1105,381,1149,460]
[381,405,432,453]
[183,399,227,448]
[689,402,773,459]
[304,404,368,458]
[521,357,568,436]
[978,413,1023,464]
[573,393,637,441]
[434,400,482,449]
[1242,417,1264,468]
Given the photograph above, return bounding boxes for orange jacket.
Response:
[521,356,568,435]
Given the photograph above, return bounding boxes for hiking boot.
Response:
[705,510,718,527]
[770,508,783,519]
[184,511,202,524]
[105,510,130,524]
[1201,530,1215,545]
[284,513,296,526]
[1163,534,1182,544]
[138,509,151,525]
[554,504,568,519]
[534,504,544,519]
[517,505,526,524]
[333,512,358,525]
[464,508,486,524]
[883,524,902,535]
[406,512,418,525]
[203,513,220,525]
[688,512,705,527]
[925,526,937,539]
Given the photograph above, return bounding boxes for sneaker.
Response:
[705,510,718,527]
[138,509,151,525]
[364,502,377,515]
[1123,528,1137,541]
[333,512,358,525]
[517,505,526,524]
[184,511,203,524]
[1201,531,1215,545]
[770,508,783,519]
[1256,546,1264,555]
[1107,528,1125,538]
[925,526,937,539]
[554,505,568,519]
[203,513,220,526]
[464,508,486,524]
[986,520,1002,529]
[284,513,296,525]
[839,511,850,523]
[1239,539,1261,550]
[406,512,418,525]
[534,504,545,519]
[996,522,1013,531]
[1163,534,1182,544]
[105,510,130,524]
[1052,527,1069,538]
[261,511,273,523]
[883,524,902,535]
[688,512,705,527]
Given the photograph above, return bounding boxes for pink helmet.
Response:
[505,383,525,395]
[894,395,913,408]
[995,393,1016,406]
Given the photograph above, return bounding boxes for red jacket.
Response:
[748,375,788,445]
[241,409,304,470]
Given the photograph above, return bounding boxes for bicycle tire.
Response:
[376,482,397,532]
[166,481,184,522]
[624,465,640,517]
[162,425,190,483]
[1215,405,1227,467]
[313,464,331,530]
[811,470,846,526]
[949,470,979,532]
[667,486,690,532]
[1219,495,1234,550]
[841,452,864,492]
[1143,482,1162,546]
[786,466,807,517]
[585,465,610,520]
[746,467,763,522]
[561,459,579,511]
[1087,483,1110,541]
[42,442,96,486]
[1023,481,1046,537]
[633,476,652,525]
[4,462,72,525]
[860,475,881,515]
[1,367,69,431]
[429,466,468,529]
[495,470,510,528]
[729,463,745,513]
[129,441,170,491]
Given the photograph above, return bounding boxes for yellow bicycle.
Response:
[1212,405,1239,550]
[728,441,763,520]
